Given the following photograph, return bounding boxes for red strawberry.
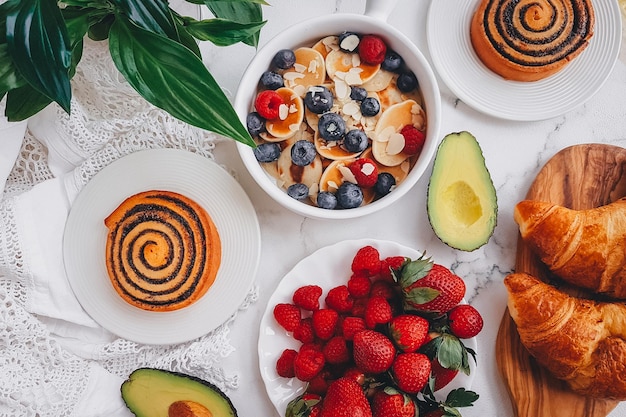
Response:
[390,352,431,394]
[286,392,322,417]
[274,303,302,332]
[398,258,465,314]
[294,347,325,382]
[379,256,406,282]
[430,357,459,392]
[276,348,298,378]
[312,308,339,340]
[347,273,371,298]
[351,246,381,277]
[399,125,425,156]
[294,285,323,311]
[294,317,315,344]
[364,295,392,329]
[255,90,284,120]
[323,336,351,364]
[371,388,416,417]
[325,285,354,313]
[358,34,387,65]
[388,314,429,353]
[341,316,366,341]
[349,158,379,188]
[352,330,396,374]
[448,304,484,339]
[319,378,372,417]
[341,367,366,385]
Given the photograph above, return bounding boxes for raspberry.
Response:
[351,245,381,277]
[325,285,354,313]
[276,348,298,378]
[293,318,315,344]
[349,158,379,188]
[294,348,325,382]
[307,372,331,396]
[312,308,339,340]
[273,303,301,332]
[323,336,350,364]
[350,297,368,317]
[364,295,393,329]
[370,280,396,301]
[341,316,366,341]
[358,34,387,65]
[400,125,425,156]
[379,256,406,282]
[347,273,371,298]
[255,90,284,120]
[293,285,323,311]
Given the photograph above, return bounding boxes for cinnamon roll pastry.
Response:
[104,190,221,312]
[470,0,595,82]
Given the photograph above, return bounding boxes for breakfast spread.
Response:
[271,245,482,416]
[470,0,595,81]
[246,32,427,209]
[104,190,221,312]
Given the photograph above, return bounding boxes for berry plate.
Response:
[258,238,477,416]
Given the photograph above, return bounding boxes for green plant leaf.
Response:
[184,17,265,46]
[6,0,72,113]
[0,44,25,95]
[108,17,254,147]
[186,0,269,5]
[5,84,53,121]
[112,0,179,40]
[203,0,263,47]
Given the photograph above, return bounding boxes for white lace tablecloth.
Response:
[0,38,257,417]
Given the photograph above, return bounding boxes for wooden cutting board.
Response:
[495,144,626,417]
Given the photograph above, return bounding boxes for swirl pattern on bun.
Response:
[104,190,221,312]
[470,0,595,81]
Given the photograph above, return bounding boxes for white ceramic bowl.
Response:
[234,0,441,219]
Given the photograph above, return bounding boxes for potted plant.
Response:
[0,0,267,147]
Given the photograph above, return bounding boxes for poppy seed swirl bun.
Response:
[104,190,221,312]
[470,0,595,82]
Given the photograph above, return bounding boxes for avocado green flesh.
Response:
[427,131,497,251]
[121,368,237,417]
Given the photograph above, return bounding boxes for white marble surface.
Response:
[201,0,626,416]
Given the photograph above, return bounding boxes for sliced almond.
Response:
[325,50,380,85]
[283,48,326,94]
[372,99,419,166]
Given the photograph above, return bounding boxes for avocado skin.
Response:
[426,131,497,252]
[121,368,238,417]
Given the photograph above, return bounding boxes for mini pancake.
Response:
[265,87,305,139]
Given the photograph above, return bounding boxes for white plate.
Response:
[63,149,261,345]
[427,0,622,121]
[258,239,477,416]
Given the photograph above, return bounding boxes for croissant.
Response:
[514,198,626,298]
[504,272,626,399]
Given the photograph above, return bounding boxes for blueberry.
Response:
[291,140,317,166]
[272,49,296,69]
[349,86,368,102]
[317,191,338,209]
[343,129,368,153]
[246,111,265,136]
[382,50,403,72]
[318,112,346,141]
[336,182,363,209]
[374,172,396,197]
[304,86,333,114]
[253,142,281,163]
[260,71,284,90]
[360,97,380,117]
[338,31,360,52]
[397,71,418,92]
[287,183,309,200]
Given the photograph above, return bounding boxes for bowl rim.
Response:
[235,12,442,220]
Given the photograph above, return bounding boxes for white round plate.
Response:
[258,239,477,416]
[63,149,261,345]
[427,0,622,121]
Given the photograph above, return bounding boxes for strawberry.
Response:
[347,273,371,298]
[364,295,392,329]
[294,285,323,311]
[371,387,416,417]
[323,336,351,364]
[397,257,465,314]
[379,256,406,282]
[399,125,425,156]
[276,348,298,378]
[286,393,322,417]
[319,378,372,417]
[448,304,484,339]
[312,308,339,340]
[358,34,387,65]
[341,367,366,385]
[294,347,326,382]
[294,317,315,344]
[430,357,458,392]
[325,285,354,313]
[352,329,396,374]
[274,303,302,332]
[351,246,381,277]
[255,90,284,120]
[388,314,429,353]
[341,316,366,341]
[349,158,379,188]
[390,352,431,394]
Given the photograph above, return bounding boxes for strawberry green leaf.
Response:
[404,287,440,305]
[437,334,468,374]
[441,406,462,417]
[398,257,432,289]
[445,388,479,408]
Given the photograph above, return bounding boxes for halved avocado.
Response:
[121,368,238,417]
[427,131,497,251]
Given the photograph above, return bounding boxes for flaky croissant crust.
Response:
[505,272,626,399]
[514,198,626,299]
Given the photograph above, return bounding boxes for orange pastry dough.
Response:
[104,190,221,312]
